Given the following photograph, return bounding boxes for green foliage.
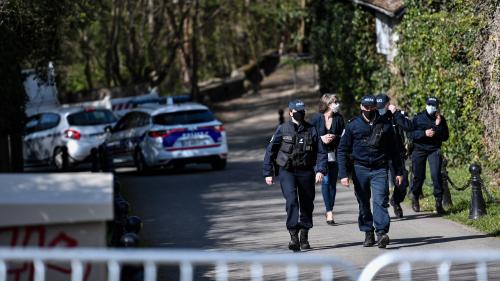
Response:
[310,1,390,117]
[393,0,493,166]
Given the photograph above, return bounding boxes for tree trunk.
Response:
[190,0,200,102]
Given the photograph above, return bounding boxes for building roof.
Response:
[352,0,404,17]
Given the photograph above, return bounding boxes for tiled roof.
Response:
[353,0,404,17]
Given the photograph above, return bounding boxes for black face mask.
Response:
[292,111,305,123]
[362,110,376,121]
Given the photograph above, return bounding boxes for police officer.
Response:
[376,93,409,218]
[263,100,327,252]
[406,97,449,214]
[338,95,403,249]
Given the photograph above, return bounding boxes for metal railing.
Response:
[0,247,360,281]
[359,250,500,281]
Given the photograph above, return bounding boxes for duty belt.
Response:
[355,159,387,169]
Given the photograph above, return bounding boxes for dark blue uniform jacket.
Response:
[263,121,328,177]
[337,115,403,179]
[310,113,345,151]
[407,111,449,152]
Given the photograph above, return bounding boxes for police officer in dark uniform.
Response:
[376,94,409,218]
[405,97,449,214]
[263,100,327,252]
[338,95,403,249]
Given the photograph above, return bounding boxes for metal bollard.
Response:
[278,109,285,124]
[469,164,487,220]
[441,159,453,208]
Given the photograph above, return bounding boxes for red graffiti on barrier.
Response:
[0,226,92,281]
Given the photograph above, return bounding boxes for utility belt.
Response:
[354,159,387,169]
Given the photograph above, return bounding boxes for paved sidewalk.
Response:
[120,65,500,280]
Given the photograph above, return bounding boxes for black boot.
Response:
[363,231,375,247]
[390,197,404,218]
[412,198,420,212]
[376,232,390,249]
[299,228,311,250]
[288,229,300,252]
[435,199,445,215]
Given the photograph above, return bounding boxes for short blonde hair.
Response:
[319,93,338,113]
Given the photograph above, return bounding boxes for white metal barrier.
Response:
[0,247,360,281]
[359,250,500,281]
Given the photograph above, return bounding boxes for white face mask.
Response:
[330,102,340,113]
[426,105,437,115]
[378,108,387,115]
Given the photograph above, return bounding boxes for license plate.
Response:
[180,139,205,147]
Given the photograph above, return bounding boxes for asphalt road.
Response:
[117,66,500,280]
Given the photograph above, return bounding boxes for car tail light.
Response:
[148,130,167,138]
[64,129,81,140]
[148,128,187,138]
[200,125,225,132]
[84,107,95,112]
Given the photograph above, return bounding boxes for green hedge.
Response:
[311,0,498,168]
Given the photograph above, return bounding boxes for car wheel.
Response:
[134,149,149,174]
[211,158,227,170]
[53,147,68,171]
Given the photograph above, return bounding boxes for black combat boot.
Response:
[299,228,311,250]
[390,197,404,218]
[435,199,445,215]
[363,231,375,247]
[376,232,390,249]
[412,198,420,212]
[288,229,300,252]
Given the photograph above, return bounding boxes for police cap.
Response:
[426,97,439,106]
[360,95,376,107]
[288,100,305,111]
[375,93,390,109]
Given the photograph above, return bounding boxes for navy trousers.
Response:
[278,167,316,230]
[389,160,409,204]
[353,164,390,234]
[410,149,443,201]
[321,161,339,212]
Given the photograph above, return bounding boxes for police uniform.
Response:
[407,97,449,214]
[263,100,327,252]
[337,95,403,248]
[376,94,409,218]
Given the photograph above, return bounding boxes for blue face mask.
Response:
[378,108,387,115]
[426,105,437,115]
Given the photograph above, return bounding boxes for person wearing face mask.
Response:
[310,94,345,225]
[406,97,449,214]
[337,95,403,249]
[263,99,327,252]
[376,94,409,218]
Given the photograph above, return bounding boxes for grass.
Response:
[403,165,500,236]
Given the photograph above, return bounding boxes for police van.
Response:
[105,102,228,172]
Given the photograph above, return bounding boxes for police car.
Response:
[23,107,117,170]
[105,102,228,172]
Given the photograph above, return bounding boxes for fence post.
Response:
[468,164,487,220]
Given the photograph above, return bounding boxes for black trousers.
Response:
[410,149,443,201]
[278,167,316,230]
[389,160,409,204]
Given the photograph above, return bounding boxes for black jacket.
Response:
[263,121,327,177]
[408,111,449,152]
[310,112,345,152]
[337,114,403,179]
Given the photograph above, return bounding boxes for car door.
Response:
[38,113,61,161]
[23,115,41,162]
[107,112,137,164]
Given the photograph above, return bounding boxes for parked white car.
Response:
[105,102,228,172]
[23,107,117,170]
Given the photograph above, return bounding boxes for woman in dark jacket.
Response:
[311,94,345,225]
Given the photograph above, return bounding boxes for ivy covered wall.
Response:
[311,0,499,169]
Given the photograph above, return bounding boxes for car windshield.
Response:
[67,109,117,126]
[153,110,215,125]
